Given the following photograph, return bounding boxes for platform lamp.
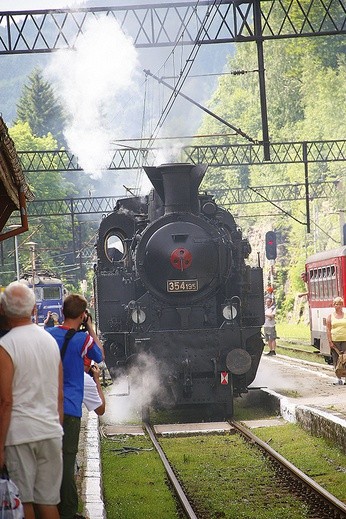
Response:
[8,224,21,281]
[26,241,38,323]
[26,241,38,284]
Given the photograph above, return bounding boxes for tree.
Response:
[196,11,346,314]
[1,122,78,286]
[16,68,67,147]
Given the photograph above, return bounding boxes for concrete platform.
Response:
[154,421,233,436]
[241,417,286,429]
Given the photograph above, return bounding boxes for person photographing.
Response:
[47,294,104,519]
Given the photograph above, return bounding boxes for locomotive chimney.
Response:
[143,163,207,214]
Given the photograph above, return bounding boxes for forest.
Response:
[0,2,345,316]
[198,25,346,316]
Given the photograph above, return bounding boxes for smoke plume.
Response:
[105,352,169,423]
[46,15,140,178]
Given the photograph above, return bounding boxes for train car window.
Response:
[105,232,125,262]
[43,286,61,299]
[34,287,43,301]
[313,268,317,300]
[314,268,319,300]
[326,266,331,300]
[309,269,314,300]
[322,267,327,300]
[331,265,337,297]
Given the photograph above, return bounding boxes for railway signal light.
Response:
[265,231,277,260]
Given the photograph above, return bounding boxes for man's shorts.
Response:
[264,326,277,341]
[5,436,63,504]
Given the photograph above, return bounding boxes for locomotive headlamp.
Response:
[131,308,146,324]
[202,201,217,216]
[222,304,237,320]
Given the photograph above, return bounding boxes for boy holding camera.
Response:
[47,294,104,519]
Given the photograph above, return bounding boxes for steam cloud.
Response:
[46,15,140,178]
[105,352,169,423]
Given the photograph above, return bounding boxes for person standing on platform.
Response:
[326,296,346,386]
[83,357,106,416]
[47,293,104,519]
[0,282,63,519]
[265,285,275,304]
[264,297,277,356]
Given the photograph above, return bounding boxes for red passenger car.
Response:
[305,246,346,360]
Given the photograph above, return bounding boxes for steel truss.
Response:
[19,139,346,172]
[0,0,345,54]
[27,180,337,217]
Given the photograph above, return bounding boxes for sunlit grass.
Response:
[276,322,310,341]
[101,435,181,519]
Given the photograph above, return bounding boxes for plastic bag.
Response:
[335,352,346,378]
[0,466,24,519]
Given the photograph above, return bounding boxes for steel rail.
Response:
[143,422,198,519]
[231,420,346,518]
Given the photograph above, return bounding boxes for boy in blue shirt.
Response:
[48,294,104,519]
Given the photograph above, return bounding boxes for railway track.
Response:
[144,422,198,519]
[232,421,346,519]
[276,339,335,367]
[144,420,346,519]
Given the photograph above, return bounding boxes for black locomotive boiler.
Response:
[94,163,264,417]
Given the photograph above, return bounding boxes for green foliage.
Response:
[276,322,310,340]
[197,7,346,316]
[101,437,180,518]
[16,67,67,146]
[2,123,76,283]
[162,434,309,518]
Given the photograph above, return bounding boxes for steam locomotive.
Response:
[94,163,264,417]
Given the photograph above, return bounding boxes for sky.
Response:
[0,1,88,10]
[0,0,170,10]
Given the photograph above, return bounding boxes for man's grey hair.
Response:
[1,281,35,318]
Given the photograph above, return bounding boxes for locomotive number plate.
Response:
[167,280,198,292]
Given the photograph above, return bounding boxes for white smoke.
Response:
[153,142,184,166]
[104,353,168,423]
[46,15,140,178]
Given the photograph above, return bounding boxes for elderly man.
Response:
[0,281,63,519]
